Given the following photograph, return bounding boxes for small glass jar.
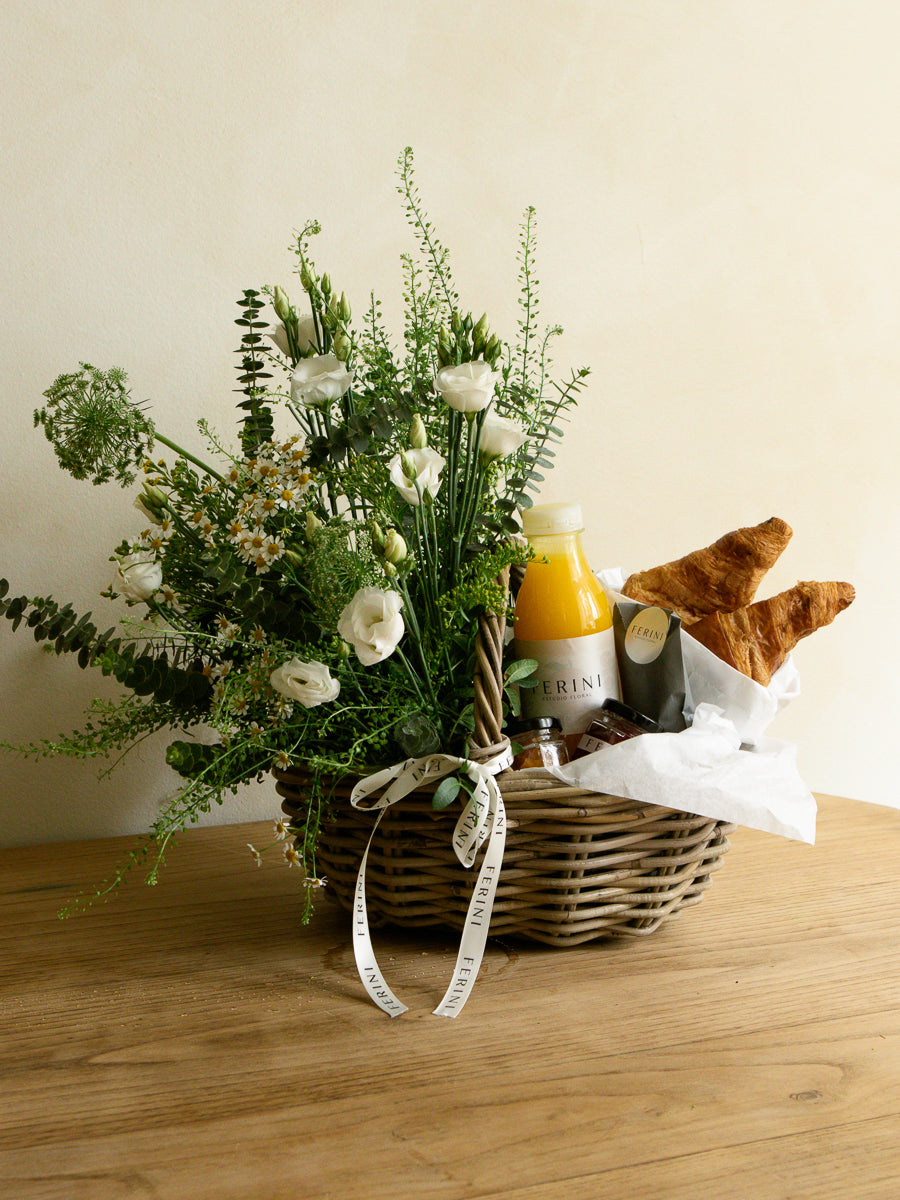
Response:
[511,717,569,770]
[573,699,660,758]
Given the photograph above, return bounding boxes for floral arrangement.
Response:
[1,149,587,915]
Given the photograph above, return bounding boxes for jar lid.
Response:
[521,502,583,537]
[512,716,563,732]
[599,698,661,734]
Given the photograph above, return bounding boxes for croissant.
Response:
[622,517,793,624]
[686,580,855,685]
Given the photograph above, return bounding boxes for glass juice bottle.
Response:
[513,502,620,752]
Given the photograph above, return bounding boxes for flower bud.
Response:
[408,414,427,449]
[382,561,398,578]
[450,308,463,335]
[338,639,351,661]
[485,334,503,364]
[300,264,314,293]
[400,451,418,481]
[472,312,490,351]
[320,273,332,299]
[140,482,168,519]
[332,331,351,361]
[305,511,322,539]
[272,286,293,323]
[383,529,407,564]
[339,292,351,322]
[369,520,385,550]
[283,548,304,569]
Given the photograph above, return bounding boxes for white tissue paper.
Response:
[534,568,817,844]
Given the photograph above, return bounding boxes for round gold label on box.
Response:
[624,605,670,664]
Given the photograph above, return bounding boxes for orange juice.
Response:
[514,503,620,748]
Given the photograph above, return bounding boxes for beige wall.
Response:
[1,1,896,847]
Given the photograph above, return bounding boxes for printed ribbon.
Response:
[349,748,512,1018]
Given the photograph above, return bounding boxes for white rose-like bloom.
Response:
[337,587,405,666]
[269,658,340,708]
[115,554,163,603]
[268,314,318,357]
[387,447,446,506]
[290,352,353,406]
[295,314,318,352]
[434,361,500,413]
[267,324,290,356]
[479,412,528,460]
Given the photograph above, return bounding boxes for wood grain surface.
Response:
[1,794,898,1200]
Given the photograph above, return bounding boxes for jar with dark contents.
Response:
[511,717,569,770]
[573,699,660,758]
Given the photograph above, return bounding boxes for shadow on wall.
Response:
[0,640,171,848]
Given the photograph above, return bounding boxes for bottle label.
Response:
[514,630,620,736]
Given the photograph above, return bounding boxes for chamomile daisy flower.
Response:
[216,616,240,641]
[225,516,247,543]
[236,526,268,563]
[249,457,279,483]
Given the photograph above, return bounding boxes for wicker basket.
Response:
[274,583,735,947]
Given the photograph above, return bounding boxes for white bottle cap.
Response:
[521,502,584,537]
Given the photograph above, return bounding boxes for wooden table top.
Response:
[1,793,898,1200]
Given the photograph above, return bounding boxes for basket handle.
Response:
[469,564,512,764]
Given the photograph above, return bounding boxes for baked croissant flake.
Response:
[686,580,855,685]
[622,517,793,624]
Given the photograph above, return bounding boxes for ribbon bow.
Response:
[349,748,512,1018]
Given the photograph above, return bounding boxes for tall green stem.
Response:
[395,645,437,710]
[154,433,225,482]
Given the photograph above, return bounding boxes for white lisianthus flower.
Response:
[114,554,163,603]
[295,314,318,352]
[434,361,500,413]
[290,353,353,406]
[387,447,446,506]
[337,587,405,666]
[268,314,318,357]
[479,412,528,460]
[267,324,290,356]
[269,658,340,708]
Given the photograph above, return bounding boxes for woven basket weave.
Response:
[275,580,735,947]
